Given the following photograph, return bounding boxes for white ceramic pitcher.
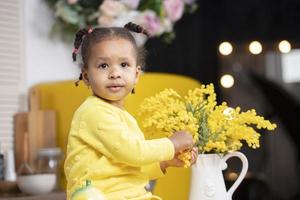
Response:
[189,152,248,200]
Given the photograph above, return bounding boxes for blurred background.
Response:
[1,0,300,199]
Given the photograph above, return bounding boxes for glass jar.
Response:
[37,148,62,189]
[37,148,62,174]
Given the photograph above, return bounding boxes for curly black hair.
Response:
[72,22,149,86]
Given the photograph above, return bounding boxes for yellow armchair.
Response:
[30,72,201,200]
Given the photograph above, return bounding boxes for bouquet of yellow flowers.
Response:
[138,84,276,167]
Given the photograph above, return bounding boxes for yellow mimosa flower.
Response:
[138,84,277,166]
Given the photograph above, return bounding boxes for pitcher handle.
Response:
[222,152,248,199]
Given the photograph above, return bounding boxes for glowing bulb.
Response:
[219,42,233,55]
[278,40,291,53]
[249,41,262,54]
[220,74,234,88]
[228,172,238,181]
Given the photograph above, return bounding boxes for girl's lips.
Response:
[107,85,124,92]
[108,84,122,86]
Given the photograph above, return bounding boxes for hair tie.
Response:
[73,48,78,54]
[88,27,93,34]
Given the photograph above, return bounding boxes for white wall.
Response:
[24,0,80,89]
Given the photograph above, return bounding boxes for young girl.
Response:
[64,22,197,200]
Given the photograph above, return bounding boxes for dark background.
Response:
[145,1,300,200]
[145,0,300,85]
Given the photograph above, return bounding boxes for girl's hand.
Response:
[160,153,184,172]
[169,131,193,153]
[190,147,198,165]
[160,147,198,172]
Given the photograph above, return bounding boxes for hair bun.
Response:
[124,22,150,37]
[72,28,89,61]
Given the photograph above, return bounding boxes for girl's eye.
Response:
[99,63,108,69]
[121,62,129,68]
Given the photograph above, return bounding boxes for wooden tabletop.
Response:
[0,192,66,200]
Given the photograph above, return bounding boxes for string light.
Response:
[249,41,262,55]
[278,40,291,53]
[219,42,233,55]
[220,74,234,88]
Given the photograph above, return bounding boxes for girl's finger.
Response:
[192,147,198,154]
[191,150,198,164]
[190,152,195,164]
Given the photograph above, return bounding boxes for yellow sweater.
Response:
[64,96,175,200]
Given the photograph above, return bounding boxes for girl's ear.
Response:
[135,65,141,83]
[82,68,90,86]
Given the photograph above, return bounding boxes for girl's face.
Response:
[83,38,141,109]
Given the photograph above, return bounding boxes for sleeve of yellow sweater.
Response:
[77,106,175,167]
[142,163,165,180]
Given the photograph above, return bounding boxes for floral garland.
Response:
[44,0,198,42]
[138,84,277,167]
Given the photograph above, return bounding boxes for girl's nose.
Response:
[109,67,121,79]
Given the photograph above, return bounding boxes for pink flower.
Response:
[67,0,78,5]
[137,11,162,36]
[120,0,140,9]
[99,0,127,17]
[163,0,184,22]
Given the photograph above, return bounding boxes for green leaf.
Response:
[185,4,198,14]
[78,15,87,27]
[55,1,80,25]
[87,11,99,22]
[49,18,79,43]
[186,103,194,113]
[161,32,176,44]
[139,0,163,16]
[72,4,83,12]
[44,0,59,8]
